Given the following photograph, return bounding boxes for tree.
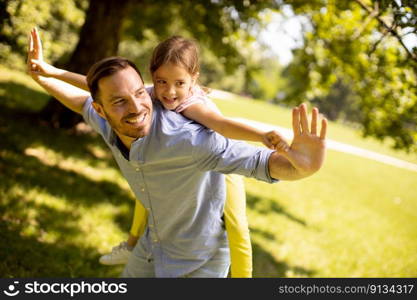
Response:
[36,0,281,128]
[282,0,417,152]
[39,0,133,128]
[0,0,86,69]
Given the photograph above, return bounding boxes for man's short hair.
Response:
[86,56,144,102]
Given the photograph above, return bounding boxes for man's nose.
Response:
[127,96,141,112]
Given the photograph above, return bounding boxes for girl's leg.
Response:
[128,200,148,248]
[224,174,252,278]
[99,200,148,265]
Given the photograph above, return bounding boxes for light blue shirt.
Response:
[82,97,277,277]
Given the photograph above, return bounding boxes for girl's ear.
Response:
[191,72,199,86]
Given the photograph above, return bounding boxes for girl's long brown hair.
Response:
[150,36,210,94]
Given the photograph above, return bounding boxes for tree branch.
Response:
[354,0,417,62]
[352,0,379,40]
[368,23,392,55]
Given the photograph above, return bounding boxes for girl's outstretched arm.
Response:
[28,28,90,114]
[29,28,88,91]
[182,102,289,152]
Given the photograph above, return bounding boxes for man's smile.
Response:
[124,112,148,126]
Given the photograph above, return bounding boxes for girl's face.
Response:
[152,62,197,110]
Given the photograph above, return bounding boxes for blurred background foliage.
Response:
[0,0,416,152]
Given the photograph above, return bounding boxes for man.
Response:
[27,28,327,277]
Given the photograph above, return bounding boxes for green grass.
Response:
[1,67,416,277]
[246,150,417,277]
[0,66,50,111]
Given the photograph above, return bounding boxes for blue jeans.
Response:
[121,244,230,278]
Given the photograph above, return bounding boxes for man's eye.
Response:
[136,90,145,97]
[157,80,165,84]
[113,99,125,105]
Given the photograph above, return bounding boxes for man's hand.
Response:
[269,103,327,180]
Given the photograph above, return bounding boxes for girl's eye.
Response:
[177,82,185,87]
[157,80,166,84]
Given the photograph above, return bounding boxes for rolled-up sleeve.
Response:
[191,127,278,183]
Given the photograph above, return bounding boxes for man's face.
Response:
[92,66,153,142]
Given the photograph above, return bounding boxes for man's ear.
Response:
[92,101,106,120]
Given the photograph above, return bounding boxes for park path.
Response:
[210,90,417,173]
[231,118,417,173]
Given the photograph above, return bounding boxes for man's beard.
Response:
[104,111,149,140]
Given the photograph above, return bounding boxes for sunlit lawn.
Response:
[1,68,416,277]
[246,150,417,277]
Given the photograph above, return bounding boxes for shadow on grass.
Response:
[0,103,114,169]
[249,227,315,277]
[0,222,123,277]
[0,103,134,276]
[247,193,307,226]
[252,240,315,278]
[0,81,50,112]
[246,194,314,277]
[1,147,134,208]
[250,227,277,241]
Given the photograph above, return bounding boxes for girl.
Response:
[30,33,289,277]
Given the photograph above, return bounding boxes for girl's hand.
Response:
[27,27,59,78]
[30,58,60,78]
[262,130,290,152]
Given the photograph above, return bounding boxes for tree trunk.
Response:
[39,0,133,129]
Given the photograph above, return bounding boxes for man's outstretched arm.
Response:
[27,28,89,114]
[191,103,326,183]
[268,104,327,180]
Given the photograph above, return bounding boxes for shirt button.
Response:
[135,168,140,171]
[149,224,154,228]
[141,187,145,192]
[153,239,158,243]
